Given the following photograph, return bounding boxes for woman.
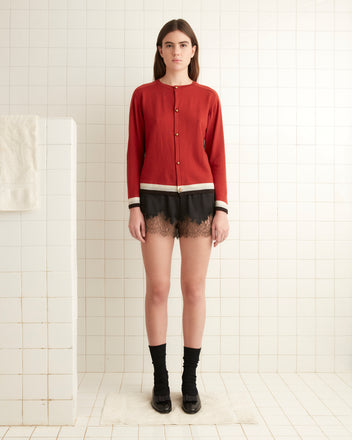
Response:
[127,18,229,414]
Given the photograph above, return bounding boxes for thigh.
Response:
[141,233,175,284]
[179,236,212,285]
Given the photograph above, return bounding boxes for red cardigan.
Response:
[127,79,228,213]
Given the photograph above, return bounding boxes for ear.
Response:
[191,45,197,58]
[157,45,163,58]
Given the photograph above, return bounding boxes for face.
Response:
[158,30,197,72]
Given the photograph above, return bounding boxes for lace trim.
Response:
[144,211,213,238]
[145,212,176,237]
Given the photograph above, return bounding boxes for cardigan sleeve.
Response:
[126,88,145,209]
[204,91,228,214]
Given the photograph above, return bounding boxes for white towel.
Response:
[100,391,259,425]
[0,115,39,211]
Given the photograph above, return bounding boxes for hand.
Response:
[211,210,229,247]
[128,207,146,243]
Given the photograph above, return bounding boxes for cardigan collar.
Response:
[155,78,195,88]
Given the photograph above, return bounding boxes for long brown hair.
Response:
[153,19,199,82]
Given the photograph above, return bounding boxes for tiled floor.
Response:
[0,372,352,440]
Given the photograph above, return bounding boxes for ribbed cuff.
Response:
[215,200,228,214]
[215,206,228,214]
[128,196,140,209]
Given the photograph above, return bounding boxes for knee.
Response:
[181,279,205,304]
[146,279,170,305]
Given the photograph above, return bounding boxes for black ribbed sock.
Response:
[149,343,170,395]
[181,346,201,396]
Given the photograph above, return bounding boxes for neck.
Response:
[159,71,193,86]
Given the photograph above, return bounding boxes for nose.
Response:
[173,45,180,55]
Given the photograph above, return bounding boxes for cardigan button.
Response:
[174,86,178,89]
[178,187,182,192]
[175,132,179,136]
[175,108,179,112]
[176,161,180,165]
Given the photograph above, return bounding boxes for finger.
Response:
[135,227,145,243]
[132,227,140,241]
[138,230,146,243]
[215,232,224,246]
[213,232,218,247]
[141,220,146,239]
[212,226,217,242]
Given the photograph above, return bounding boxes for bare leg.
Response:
[141,233,174,346]
[179,235,212,348]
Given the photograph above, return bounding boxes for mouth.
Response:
[172,59,182,62]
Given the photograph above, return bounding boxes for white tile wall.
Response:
[0,117,77,425]
[0,0,351,401]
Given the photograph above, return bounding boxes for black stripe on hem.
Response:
[129,203,141,209]
[215,206,228,214]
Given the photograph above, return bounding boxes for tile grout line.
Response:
[279,372,330,439]
[299,372,352,433]
[261,372,304,440]
[239,373,268,440]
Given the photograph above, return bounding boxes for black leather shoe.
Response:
[182,392,201,414]
[151,386,172,413]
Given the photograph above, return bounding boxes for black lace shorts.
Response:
[139,189,216,238]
